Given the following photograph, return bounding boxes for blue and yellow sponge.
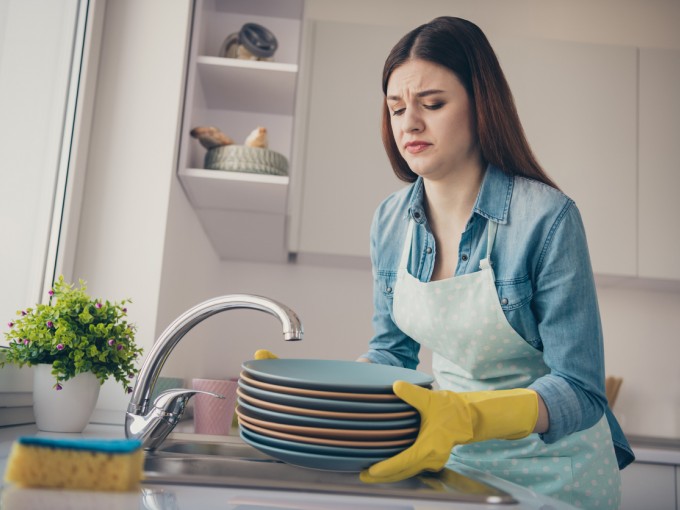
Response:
[4,436,144,491]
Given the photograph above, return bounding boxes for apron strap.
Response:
[401,218,498,271]
[480,220,498,270]
[398,220,415,271]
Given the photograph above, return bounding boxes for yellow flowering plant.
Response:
[1,276,142,391]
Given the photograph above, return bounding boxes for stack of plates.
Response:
[236,359,433,472]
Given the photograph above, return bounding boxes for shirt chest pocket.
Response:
[376,270,397,300]
[496,276,533,311]
[496,276,541,347]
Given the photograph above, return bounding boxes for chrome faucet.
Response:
[125,294,303,450]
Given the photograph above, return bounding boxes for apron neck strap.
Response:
[398,220,415,270]
[479,219,498,269]
[400,218,498,271]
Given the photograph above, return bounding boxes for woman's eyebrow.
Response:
[386,89,445,101]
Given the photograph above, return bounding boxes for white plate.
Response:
[241,359,433,393]
[237,379,412,412]
[236,388,417,420]
[236,406,419,440]
[237,398,419,430]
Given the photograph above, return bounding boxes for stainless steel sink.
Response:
[143,436,516,504]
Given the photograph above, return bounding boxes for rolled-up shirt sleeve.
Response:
[528,201,608,443]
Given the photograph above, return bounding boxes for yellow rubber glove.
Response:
[253,349,278,360]
[360,381,538,484]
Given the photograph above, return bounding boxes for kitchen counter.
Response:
[0,422,582,510]
[628,434,680,465]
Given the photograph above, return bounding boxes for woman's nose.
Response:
[403,109,424,133]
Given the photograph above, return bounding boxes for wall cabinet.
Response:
[177,0,304,263]
[291,21,678,283]
[494,38,638,278]
[638,48,680,281]
[288,20,407,258]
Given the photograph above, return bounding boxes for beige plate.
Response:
[238,420,417,448]
[240,371,400,402]
[236,387,417,420]
[236,406,418,440]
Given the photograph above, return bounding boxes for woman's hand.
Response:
[253,349,278,360]
[360,382,538,484]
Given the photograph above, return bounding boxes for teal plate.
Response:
[240,425,406,458]
[241,359,433,393]
[237,398,419,430]
[238,379,412,412]
[240,428,388,472]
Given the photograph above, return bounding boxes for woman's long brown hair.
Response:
[382,16,559,189]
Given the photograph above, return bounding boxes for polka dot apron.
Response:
[393,219,622,509]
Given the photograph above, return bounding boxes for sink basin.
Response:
[143,436,515,504]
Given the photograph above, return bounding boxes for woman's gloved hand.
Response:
[253,349,278,360]
[360,381,538,484]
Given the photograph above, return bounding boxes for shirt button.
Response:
[426,247,432,254]
[501,298,509,305]
[461,254,469,261]
[386,286,393,294]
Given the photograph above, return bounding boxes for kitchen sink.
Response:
[143,435,516,504]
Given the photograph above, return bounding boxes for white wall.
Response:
[73,0,192,419]
[79,0,680,438]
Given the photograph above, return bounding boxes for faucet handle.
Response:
[153,388,224,417]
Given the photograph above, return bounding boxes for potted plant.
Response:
[1,276,143,432]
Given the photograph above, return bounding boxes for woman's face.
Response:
[386,59,479,180]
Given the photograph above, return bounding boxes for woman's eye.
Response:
[424,103,444,110]
[391,108,405,116]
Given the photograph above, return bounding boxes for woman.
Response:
[356,16,634,509]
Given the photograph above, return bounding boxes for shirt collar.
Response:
[473,164,513,224]
[407,164,513,225]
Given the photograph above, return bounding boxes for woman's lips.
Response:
[405,141,431,154]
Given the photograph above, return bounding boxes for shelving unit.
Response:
[177,0,304,263]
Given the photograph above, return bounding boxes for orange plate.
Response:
[236,387,417,420]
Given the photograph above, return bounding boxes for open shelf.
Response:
[197,56,298,114]
[178,168,289,262]
[176,0,304,263]
[179,167,289,214]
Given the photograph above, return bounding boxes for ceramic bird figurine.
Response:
[245,127,268,148]
[190,126,234,149]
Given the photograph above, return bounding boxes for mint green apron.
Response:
[393,219,621,509]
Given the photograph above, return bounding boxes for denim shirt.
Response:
[360,164,634,469]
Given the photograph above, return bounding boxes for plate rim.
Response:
[241,358,433,393]
[237,398,419,430]
[238,420,417,448]
[239,425,406,457]
[239,429,385,472]
[240,370,401,402]
[237,379,412,412]
[236,387,418,420]
[236,405,419,439]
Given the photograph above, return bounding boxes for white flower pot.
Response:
[33,363,100,432]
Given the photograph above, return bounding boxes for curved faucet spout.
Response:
[125,294,302,448]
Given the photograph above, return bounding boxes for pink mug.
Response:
[192,378,238,435]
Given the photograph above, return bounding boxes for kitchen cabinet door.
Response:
[620,462,677,510]
[638,48,680,281]
[493,38,638,277]
[289,20,407,259]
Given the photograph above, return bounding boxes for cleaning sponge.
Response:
[4,436,144,491]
